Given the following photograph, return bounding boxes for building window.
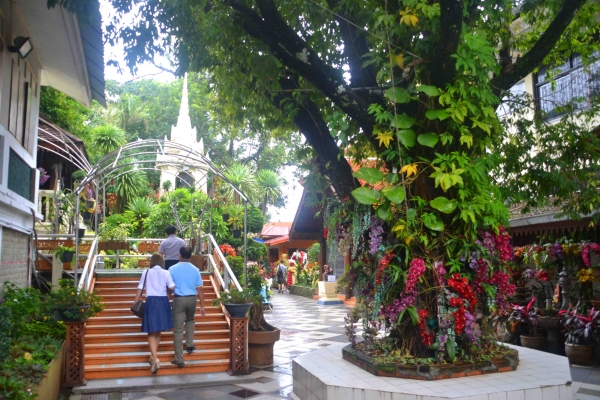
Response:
[535,54,600,120]
[7,149,33,202]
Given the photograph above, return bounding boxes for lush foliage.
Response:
[211,288,256,305]
[307,243,320,263]
[0,283,66,399]
[98,216,132,241]
[246,239,268,261]
[46,279,105,321]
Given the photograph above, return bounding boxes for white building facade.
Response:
[0,0,104,295]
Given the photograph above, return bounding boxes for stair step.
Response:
[95,278,212,285]
[84,358,230,379]
[98,306,221,316]
[87,313,225,325]
[86,338,230,353]
[95,287,216,294]
[85,348,230,365]
[85,320,228,335]
[83,274,229,380]
[85,330,230,345]
[98,294,217,302]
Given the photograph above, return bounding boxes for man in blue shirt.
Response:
[168,246,205,367]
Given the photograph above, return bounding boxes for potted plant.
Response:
[227,205,244,238]
[247,293,280,366]
[561,304,599,365]
[97,221,131,251]
[212,288,255,317]
[72,169,87,185]
[48,279,104,322]
[509,298,545,349]
[53,245,74,263]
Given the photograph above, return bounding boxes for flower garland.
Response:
[577,268,598,283]
[418,309,435,346]
[368,216,384,254]
[492,226,513,262]
[338,225,352,255]
[582,243,600,267]
[380,257,426,324]
[464,311,482,343]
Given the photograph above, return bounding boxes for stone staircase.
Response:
[85,271,230,379]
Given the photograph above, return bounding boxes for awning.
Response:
[264,235,290,246]
[16,0,106,106]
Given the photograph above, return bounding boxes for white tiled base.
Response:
[292,343,573,400]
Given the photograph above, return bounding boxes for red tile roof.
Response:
[264,235,290,246]
[261,222,292,238]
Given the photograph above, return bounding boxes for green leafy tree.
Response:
[256,169,283,215]
[39,86,92,142]
[112,169,148,213]
[99,0,600,360]
[91,124,126,159]
[222,163,257,204]
[143,188,229,241]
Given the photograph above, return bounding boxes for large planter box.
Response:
[98,241,130,251]
[32,342,65,400]
[289,284,317,299]
[248,329,281,366]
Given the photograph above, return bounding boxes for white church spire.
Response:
[171,73,195,142]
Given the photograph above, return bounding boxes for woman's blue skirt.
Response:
[141,296,173,333]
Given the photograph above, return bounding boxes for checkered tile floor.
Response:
[72,291,600,399]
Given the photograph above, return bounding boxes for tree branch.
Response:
[272,77,358,198]
[491,0,588,93]
[430,0,464,88]
[223,0,382,151]
[325,0,377,89]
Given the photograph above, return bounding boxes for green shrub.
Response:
[226,256,244,281]
[0,307,12,363]
[0,282,65,399]
[307,242,320,263]
[246,239,267,261]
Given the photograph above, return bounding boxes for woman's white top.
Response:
[137,265,175,296]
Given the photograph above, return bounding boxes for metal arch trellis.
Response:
[70,139,252,289]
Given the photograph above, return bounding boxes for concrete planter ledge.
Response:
[292,342,573,400]
[342,344,518,380]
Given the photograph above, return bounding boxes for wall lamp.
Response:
[8,36,33,59]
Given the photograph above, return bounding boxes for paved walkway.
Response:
[70,291,600,400]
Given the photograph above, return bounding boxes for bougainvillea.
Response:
[219,244,236,257]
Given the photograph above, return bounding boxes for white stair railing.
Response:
[203,233,243,292]
[78,236,99,291]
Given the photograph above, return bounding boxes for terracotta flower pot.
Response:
[248,329,281,366]
[536,316,563,331]
[520,334,545,350]
[565,343,593,365]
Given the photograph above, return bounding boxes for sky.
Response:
[99,1,303,223]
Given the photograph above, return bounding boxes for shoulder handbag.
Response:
[130,269,149,318]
